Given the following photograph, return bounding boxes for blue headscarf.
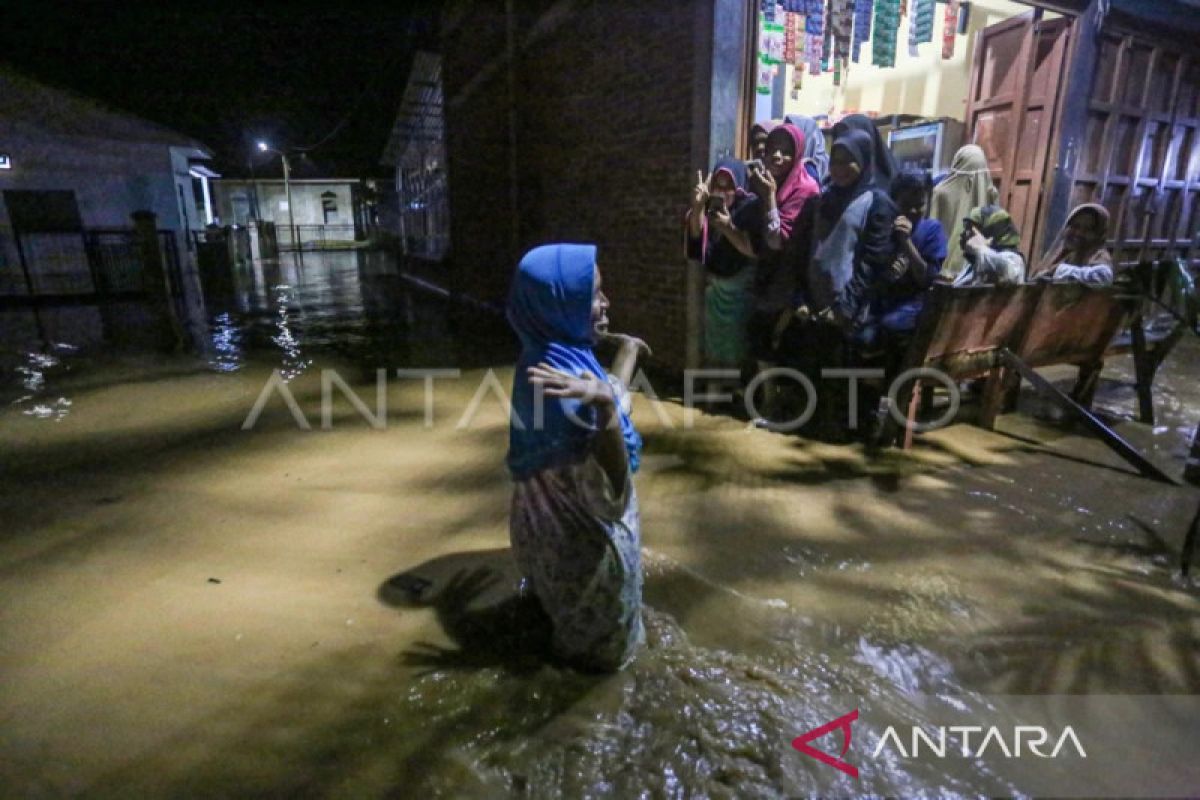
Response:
[506,243,641,481]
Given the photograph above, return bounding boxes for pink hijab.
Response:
[767,123,821,241]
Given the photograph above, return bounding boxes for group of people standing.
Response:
[493,115,1123,674]
[686,114,1117,431]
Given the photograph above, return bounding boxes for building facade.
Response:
[210,179,369,248]
[0,68,216,297]
[382,51,451,261]
[438,0,1199,371]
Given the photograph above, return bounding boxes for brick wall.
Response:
[442,0,709,369]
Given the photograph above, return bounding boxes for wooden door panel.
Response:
[972,111,1014,171]
[1150,53,1184,114]
[966,13,1071,259]
[1015,109,1046,175]
[1009,183,1036,239]
[1120,45,1154,107]
[1169,126,1194,181]
[966,14,1029,195]
[977,22,1028,100]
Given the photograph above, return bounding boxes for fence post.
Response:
[131,210,184,351]
[256,220,278,259]
[195,224,235,302]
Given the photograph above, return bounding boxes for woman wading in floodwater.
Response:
[507,243,649,671]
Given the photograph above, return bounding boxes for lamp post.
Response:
[257,141,296,248]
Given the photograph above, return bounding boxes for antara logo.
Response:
[792,709,860,778]
[872,725,1087,759]
[793,710,1088,780]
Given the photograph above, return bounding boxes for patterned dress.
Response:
[509,377,644,672]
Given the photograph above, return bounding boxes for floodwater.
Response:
[2,251,1199,798]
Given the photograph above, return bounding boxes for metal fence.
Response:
[276,224,360,251]
[399,172,450,260]
[85,229,146,293]
[0,227,181,304]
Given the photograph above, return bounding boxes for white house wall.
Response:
[212,181,357,229]
[0,123,190,282]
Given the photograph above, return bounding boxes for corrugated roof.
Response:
[380,51,444,168]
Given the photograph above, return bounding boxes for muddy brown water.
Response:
[1,251,1198,797]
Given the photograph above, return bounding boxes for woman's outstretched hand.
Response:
[527,364,615,408]
[601,332,652,359]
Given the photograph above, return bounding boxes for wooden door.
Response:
[1064,32,1200,270]
[964,13,1072,258]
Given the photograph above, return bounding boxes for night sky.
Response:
[1,1,442,178]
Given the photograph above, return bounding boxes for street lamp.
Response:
[257,141,296,248]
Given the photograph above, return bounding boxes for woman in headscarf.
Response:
[808,128,899,329]
[1033,203,1115,286]
[930,144,998,277]
[952,205,1026,286]
[831,114,897,192]
[745,122,821,422]
[507,243,648,671]
[749,119,780,163]
[874,170,948,334]
[790,128,898,441]
[685,157,759,368]
[784,114,830,183]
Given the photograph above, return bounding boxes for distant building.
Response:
[209,178,371,248]
[0,67,217,296]
[381,51,449,260]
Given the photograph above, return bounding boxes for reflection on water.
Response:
[267,285,312,382]
[202,250,511,373]
[207,312,243,374]
[1,251,1198,797]
[9,344,77,421]
[0,250,516,404]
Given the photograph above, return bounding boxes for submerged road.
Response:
[1,251,1198,796]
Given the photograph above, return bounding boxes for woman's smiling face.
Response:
[829,145,861,188]
[1065,209,1104,254]
[764,130,795,182]
[591,265,609,339]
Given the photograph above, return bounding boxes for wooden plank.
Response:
[971,95,1022,112]
[1129,316,1155,424]
[1018,16,1071,257]
[1015,285,1132,368]
[1150,48,1188,250]
[1100,37,1132,248]
[881,284,1041,446]
[965,12,1035,200]
[998,348,1179,484]
[1000,15,1039,214]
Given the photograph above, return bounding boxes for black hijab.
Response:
[832,114,897,192]
[822,130,897,270]
[702,156,759,278]
[821,130,875,226]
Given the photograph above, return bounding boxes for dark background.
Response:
[1,1,442,178]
